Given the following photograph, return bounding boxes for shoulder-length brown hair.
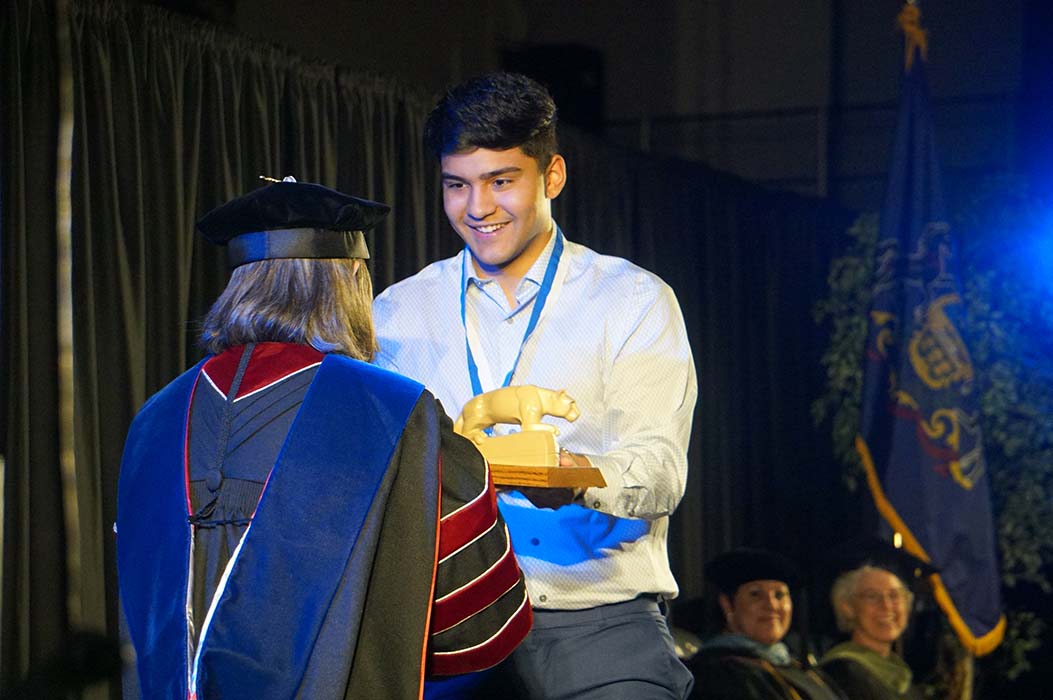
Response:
[200,257,376,360]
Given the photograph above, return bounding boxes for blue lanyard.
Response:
[460,229,564,397]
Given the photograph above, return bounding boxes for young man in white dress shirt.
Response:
[372,72,697,699]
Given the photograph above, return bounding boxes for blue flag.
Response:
[855,4,1005,655]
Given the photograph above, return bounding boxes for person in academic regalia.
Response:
[820,540,932,700]
[116,179,531,700]
[688,548,847,700]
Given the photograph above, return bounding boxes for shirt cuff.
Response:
[579,453,624,514]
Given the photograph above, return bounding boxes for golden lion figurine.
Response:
[454,385,580,445]
[454,386,604,488]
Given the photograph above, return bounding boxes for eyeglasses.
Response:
[856,589,912,606]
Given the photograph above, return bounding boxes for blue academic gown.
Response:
[117,350,439,699]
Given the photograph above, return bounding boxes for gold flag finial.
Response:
[898,3,929,71]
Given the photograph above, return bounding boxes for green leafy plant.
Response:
[812,179,1053,689]
[811,211,878,490]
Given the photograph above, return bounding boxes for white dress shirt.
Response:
[373,227,697,609]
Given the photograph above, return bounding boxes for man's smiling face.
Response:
[440,146,565,280]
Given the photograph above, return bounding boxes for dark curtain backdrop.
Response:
[555,132,858,610]
[1,0,69,684]
[3,0,855,694]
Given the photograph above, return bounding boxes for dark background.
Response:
[220,0,1049,213]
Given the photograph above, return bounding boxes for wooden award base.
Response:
[471,431,606,489]
[489,464,607,489]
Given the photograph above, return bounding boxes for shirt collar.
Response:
[461,223,561,295]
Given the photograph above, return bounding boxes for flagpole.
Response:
[894,11,974,699]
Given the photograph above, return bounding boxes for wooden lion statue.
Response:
[454,385,580,446]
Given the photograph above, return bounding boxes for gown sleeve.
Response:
[427,398,532,675]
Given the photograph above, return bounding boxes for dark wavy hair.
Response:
[424,72,559,167]
[199,257,376,360]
